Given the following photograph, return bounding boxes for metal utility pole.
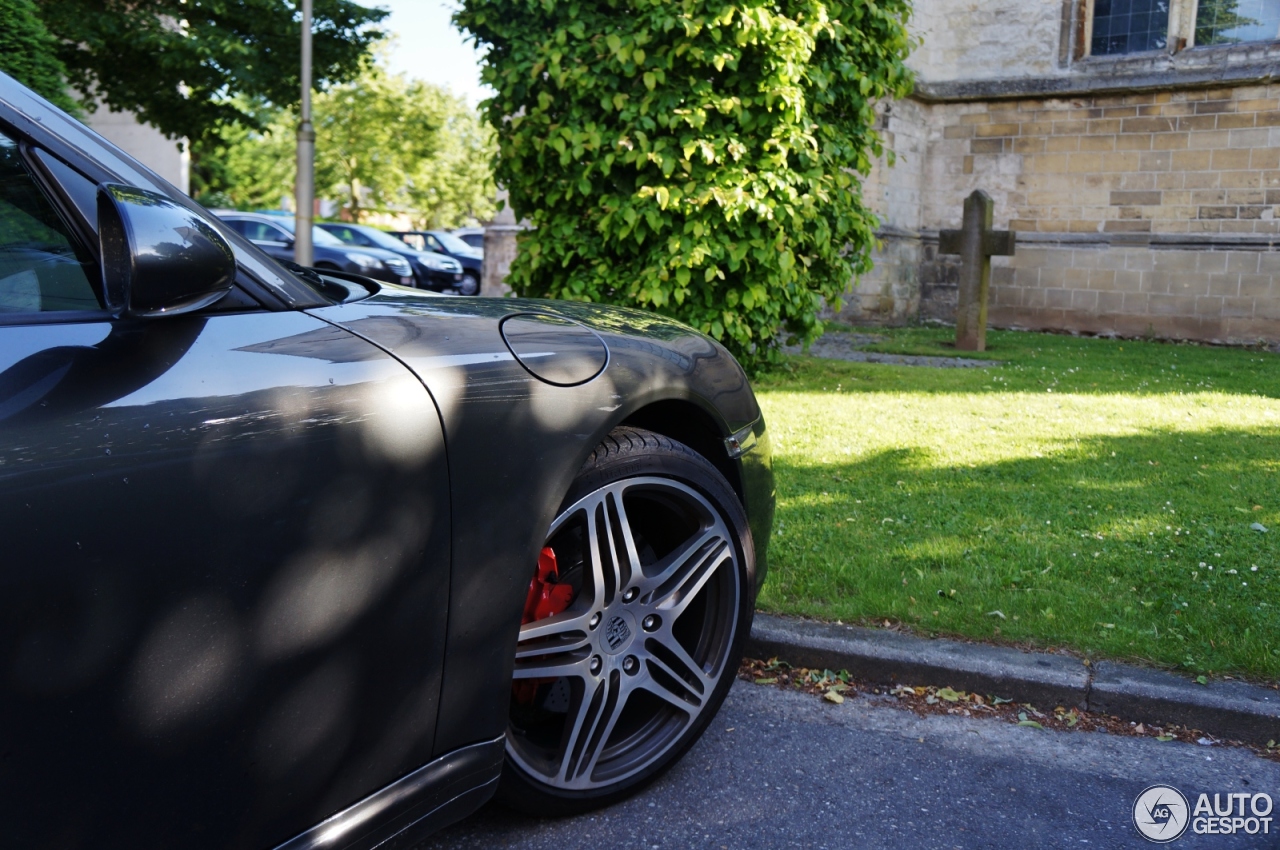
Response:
[295,0,315,266]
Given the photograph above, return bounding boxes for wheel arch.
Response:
[620,399,743,506]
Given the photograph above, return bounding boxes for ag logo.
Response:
[1134,785,1190,843]
[605,615,631,651]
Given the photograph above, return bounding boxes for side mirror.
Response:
[98,184,236,318]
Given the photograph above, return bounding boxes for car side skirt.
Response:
[273,736,504,850]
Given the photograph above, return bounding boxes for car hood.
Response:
[308,286,761,434]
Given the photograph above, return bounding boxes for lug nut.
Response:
[623,656,639,674]
[622,588,638,603]
[642,615,660,632]
[590,655,602,675]
[589,612,601,630]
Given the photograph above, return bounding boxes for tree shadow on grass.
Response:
[761,426,1280,680]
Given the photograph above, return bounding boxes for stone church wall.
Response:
[842,39,1280,344]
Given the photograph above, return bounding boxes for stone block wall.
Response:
[832,227,923,325]
[846,80,1280,344]
[923,84,1280,237]
[914,235,1280,343]
[986,241,1280,342]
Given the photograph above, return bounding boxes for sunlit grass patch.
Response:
[755,327,1280,680]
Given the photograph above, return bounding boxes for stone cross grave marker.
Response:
[938,189,1016,352]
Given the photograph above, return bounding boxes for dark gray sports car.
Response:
[0,70,773,849]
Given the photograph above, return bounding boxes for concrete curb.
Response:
[746,613,1280,746]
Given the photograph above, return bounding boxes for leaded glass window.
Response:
[1196,0,1280,45]
[1092,0,1171,55]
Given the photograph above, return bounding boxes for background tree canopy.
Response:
[36,0,387,143]
[0,0,80,113]
[455,0,913,371]
[194,63,496,228]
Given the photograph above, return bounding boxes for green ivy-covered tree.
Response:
[455,0,913,370]
[0,0,79,113]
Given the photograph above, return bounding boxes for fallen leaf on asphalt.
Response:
[754,677,777,685]
[823,689,845,704]
[936,687,964,702]
[1157,735,1174,742]
[1196,675,1208,685]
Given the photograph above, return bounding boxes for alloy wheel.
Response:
[507,475,741,791]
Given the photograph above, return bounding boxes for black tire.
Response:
[497,427,754,816]
[458,271,480,296]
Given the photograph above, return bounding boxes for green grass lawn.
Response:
[754,326,1280,681]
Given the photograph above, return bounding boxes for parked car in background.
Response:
[393,229,483,295]
[317,222,469,295]
[214,212,416,286]
[0,67,773,850]
[451,227,485,252]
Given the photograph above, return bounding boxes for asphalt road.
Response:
[417,680,1280,850]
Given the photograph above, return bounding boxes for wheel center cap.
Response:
[600,609,637,656]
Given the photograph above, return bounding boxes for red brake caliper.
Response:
[514,547,574,704]
[523,546,574,624]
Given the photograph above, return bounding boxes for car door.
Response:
[328,225,378,251]
[0,126,452,849]
[423,233,447,255]
[235,218,297,264]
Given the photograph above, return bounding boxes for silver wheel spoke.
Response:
[518,611,591,645]
[647,535,731,620]
[646,628,716,695]
[640,646,707,709]
[513,613,592,679]
[604,487,644,592]
[559,673,628,784]
[512,655,591,681]
[585,489,638,607]
[639,527,720,598]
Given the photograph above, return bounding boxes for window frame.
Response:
[0,93,335,317]
[0,134,110,324]
[1079,0,1278,58]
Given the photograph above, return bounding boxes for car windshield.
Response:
[355,226,415,252]
[273,218,345,247]
[432,231,475,253]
